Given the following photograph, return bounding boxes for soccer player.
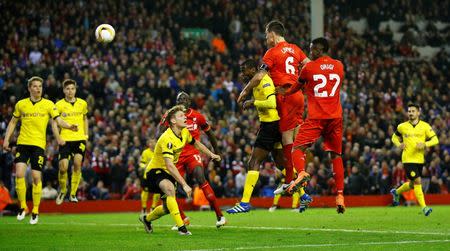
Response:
[226,59,311,214]
[175,92,226,227]
[2,76,78,224]
[390,103,439,216]
[139,139,160,214]
[139,105,221,235]
[283,38,346,213]
[52,79,88,205]
[237,20,310,191]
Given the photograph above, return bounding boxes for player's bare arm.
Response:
[164,157,192,198]
[193,140,221,162]
[237,70,267,103]
[84,115,89,140]
[2,116,19,151]
[55,116,78,131]
[51,119,65,146]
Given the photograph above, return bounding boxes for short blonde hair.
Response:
[27,76,44,87]
[160,105,186,127]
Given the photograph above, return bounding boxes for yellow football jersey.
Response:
[144,127,194,177]
[13,98,60,149]
[392,120,438,164]
[252,74,280,122]
[139,148,154,169]
[55,98,88,141]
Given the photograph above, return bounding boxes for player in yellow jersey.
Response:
[52,79,89,205]
[139,105,220,235]
[2,76,78,224]
[390,103,439,216]
[139,139,160,214]
[227,59,310,214]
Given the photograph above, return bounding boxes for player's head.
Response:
[310,37,329,60]
[407,103,421,121]
[164,105,187,129]
[62,79,77,99]
[265,20,285,47]
[176,91,191,109]
[240,59,258,83]
[146,138,156,149]
[27,76,44,99]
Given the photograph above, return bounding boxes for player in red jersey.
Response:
[283,37,346,213]
[175,92,226,227]
[238,20,310,188]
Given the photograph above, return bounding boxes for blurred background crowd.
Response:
[0,0,449,202]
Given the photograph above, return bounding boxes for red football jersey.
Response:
[262,41,307,87]
[299,56,344,119]
[180,108,210,156]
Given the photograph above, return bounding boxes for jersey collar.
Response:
[29,97,43,105]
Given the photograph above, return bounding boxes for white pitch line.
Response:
[3,222,450,236]
[181,239,450,251]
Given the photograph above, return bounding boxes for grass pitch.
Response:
[1,206,449,250]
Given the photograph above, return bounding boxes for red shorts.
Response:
[176,152,203,177]
[293,118,343,154]
[277,92,304,132]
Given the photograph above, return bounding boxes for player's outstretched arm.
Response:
[55,117,78,131]
[164,157,192,198]
[2,117,19,151]
[193,140,221,162]
[237,70,267,103]
[205,130,219,155]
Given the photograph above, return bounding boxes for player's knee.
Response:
[248,157,260,171]
[192,166,204,181]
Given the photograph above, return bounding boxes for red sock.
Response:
[292,148,306,173]
[201,181,223,218]
[332,156,344,195]
[283,144,294,183]
[176,198,187,220]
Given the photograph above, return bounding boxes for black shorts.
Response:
[59,140,86,160]
[254,121,282,151]
[144,169,176,194]
[14,145,46,171]
[404,163,424,180]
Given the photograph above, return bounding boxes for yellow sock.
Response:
[58,171,68,194]
[32,181,42,214]
[16,177,27,209]
[166,196,184,227]
[273,194,281,206]
[241,170,259,203]
[292,191,300,208]
[141,190,149,209]
[396,182,412,195]
[145,205,166,222]
[70,171,82,196]
[414,184,426,208]
[299,187,305,196]
[151,193,160,209]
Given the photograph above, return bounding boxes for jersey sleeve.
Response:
[198,113,211,132]
[160,137,174,160]
[299,63,309,82]
[296,46,307,63]
[139,152,148,168]
[83,100,88,115]
[391,124,403,146]
[424,123,439,147]
[12,102,21,118]
[49,101,60,119]
[262,50,274,70]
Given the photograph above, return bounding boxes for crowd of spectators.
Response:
[0,0,449,202]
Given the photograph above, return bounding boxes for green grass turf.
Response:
[1,206,450,250]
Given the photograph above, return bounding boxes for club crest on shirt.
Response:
[167,142,173,149]
[61,112,67,117]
